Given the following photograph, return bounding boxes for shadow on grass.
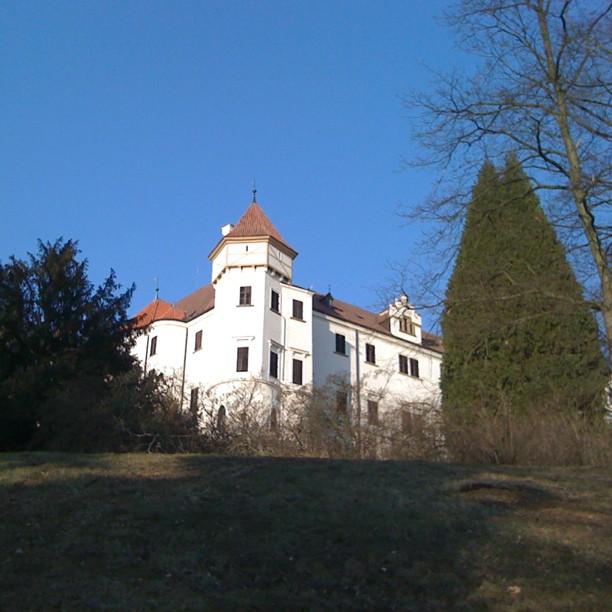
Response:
[0,451,124,473]
[2,454,607,610]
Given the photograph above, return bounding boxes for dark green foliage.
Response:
[102,368,204,453]
[442,157,607,423]
[0,239,139,450]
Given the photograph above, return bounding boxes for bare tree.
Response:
[404,0,611,350]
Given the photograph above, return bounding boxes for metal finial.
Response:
[154,277,159,300]
[252,180,257,203]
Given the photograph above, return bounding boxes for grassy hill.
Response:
[1,453,610,610]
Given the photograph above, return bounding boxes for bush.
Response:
[104,369,204,453]
[444,403,612,466]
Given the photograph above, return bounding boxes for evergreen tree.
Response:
[441,156,606,422]
[0,239,136,450]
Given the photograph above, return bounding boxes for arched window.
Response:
[217,405,226,431]
[270,406,278,430]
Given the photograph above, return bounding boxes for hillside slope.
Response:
[1,454,610,610]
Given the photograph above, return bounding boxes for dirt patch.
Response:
[458,481,557,508]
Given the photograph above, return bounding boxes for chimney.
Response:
[221,223,234,237]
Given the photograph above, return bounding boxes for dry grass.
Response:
[444,407,612,466]
[1,453,610,610]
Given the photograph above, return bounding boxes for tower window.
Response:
[292,358,303,385]
[149,336,157,356]
[365,343,376,364]
[335,333,346,355]
[239,286,252,306]
[269,350,279,379]
[194,330,203,351]
[237,347,249,372]
[271,290,280,313]
[292,299,304,320]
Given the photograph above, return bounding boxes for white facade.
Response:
[133,201,443,420]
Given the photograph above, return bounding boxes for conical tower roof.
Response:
[227,202,296,254]
[131,299,186,328]
[209,201,298,259]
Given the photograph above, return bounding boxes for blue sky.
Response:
[1,0,462,327]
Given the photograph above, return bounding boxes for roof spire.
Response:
[252,179,257,203]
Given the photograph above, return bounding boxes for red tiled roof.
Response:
[175,283,215,322]
[312,293,443,353]
[132,299,186,328]
[132,286,443,352]
[226,202,297,255]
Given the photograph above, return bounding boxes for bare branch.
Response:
[400,0,612,351]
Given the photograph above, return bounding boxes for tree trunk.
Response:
[537,1,612,355]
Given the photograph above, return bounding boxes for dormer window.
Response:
[399,317,416,335]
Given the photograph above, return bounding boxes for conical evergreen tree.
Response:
[441,156,606,422]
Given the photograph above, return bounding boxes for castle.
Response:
[133,198,443,425]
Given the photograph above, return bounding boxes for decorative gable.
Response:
[387,294,422,343]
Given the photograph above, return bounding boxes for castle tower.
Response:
[206,200,305,388]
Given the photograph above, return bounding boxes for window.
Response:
[217,405,226,430]
[194,330,203,351]
[149,336,157,356]
[401,409,412,433]
[190,387,199,412]
[269,350,279,379]
[239,286,252,305]
[365,343,376,364]
[399,317,416,335]
[271,290,280,313]
[399,354,409,374]
[270,406,278,430]
[292,358,303,385]
[367,400,379,426]
[292,299,304,320]
[336,390,348,416]
[335,333,346,355]
[236,347,249,372]
[409,358,420,378]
